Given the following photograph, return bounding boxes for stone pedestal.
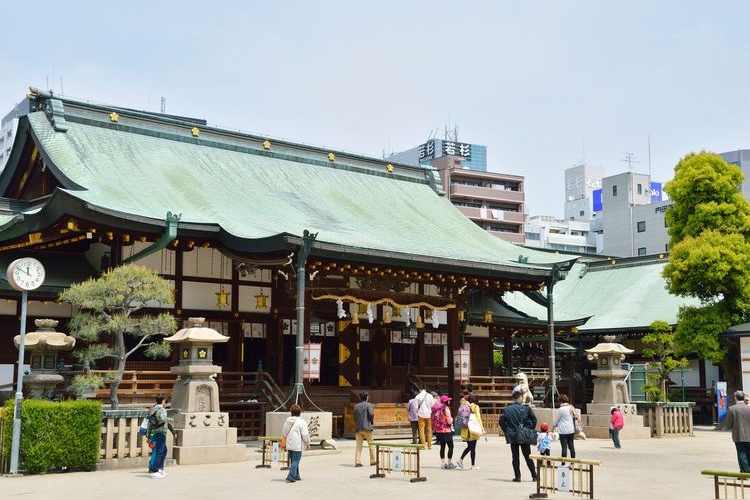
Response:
[266,411,334,447]
[171,411,246,464]
[164,317,248,465]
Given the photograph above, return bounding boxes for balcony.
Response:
[450,183,524,204]
[456,206,525,224]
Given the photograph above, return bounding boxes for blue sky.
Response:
[2,1,750,217]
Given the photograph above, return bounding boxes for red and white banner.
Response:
[453,349,471,382]
[303,343,322,380]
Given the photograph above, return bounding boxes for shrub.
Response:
[2,399,101,474]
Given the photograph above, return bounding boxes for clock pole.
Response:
[9,290,28,474]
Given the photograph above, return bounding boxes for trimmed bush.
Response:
[2,399,101,474]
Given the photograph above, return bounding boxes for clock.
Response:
[7,257,46,291]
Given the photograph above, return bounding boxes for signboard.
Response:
[557,465,571,492]
[303,343,322,380]
[592,188,603,212]
[418,140,472,162]
[650,182,662,203]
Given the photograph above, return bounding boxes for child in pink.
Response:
[610,406,624,449]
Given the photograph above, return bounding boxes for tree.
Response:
[663,151,750,394]
[59,264,177,409]
[641,320,688,402]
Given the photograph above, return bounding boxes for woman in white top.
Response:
[552,394,576,460]
[282,404,310,482]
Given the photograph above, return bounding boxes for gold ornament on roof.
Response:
[109,112,120,123]
[386,163,394,173]
[328,152,335,162]
[191,127,200,137]
[262,140,271,150]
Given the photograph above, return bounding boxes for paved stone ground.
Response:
[1,426,740,499]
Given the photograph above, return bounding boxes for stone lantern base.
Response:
[172,411,247,465]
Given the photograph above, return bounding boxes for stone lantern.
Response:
[163,317,246,464]
[582,335,650,439]
[14,319,75,399]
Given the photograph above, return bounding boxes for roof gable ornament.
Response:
[28,87,68,132]
[109,112,120,123]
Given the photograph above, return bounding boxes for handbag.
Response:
[468,413,484,435]
[517,425,537,445]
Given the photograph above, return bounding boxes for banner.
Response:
[717,381,728,423]
[303,343,322,380]
[453,349,471,382]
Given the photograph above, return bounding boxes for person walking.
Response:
[457,392,484,469]
[282,404,310,482]
[718,390,750,472]
[415,385,435,449]
[432,395,456,469]
[354,391,376,467]
[552,394,577,461]
[407,390,419,445]
[147,394,176,479]
[610,406,624,449]
[500,387,538,482]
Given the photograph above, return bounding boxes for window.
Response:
[613,185,618,196]
[637,247,647,256]
[637,221,646,232]
[579,210,584,216]
[637,183,643,195]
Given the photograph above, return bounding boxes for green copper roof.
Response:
[503,258,701,331]
[9,101,575,276]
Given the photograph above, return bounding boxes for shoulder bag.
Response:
[570,406,584,434]
[516,406,537,445]
[281,418,295,449]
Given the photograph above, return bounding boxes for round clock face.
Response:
[7,257,46,291]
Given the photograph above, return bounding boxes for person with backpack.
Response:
[432,394,456,469]
[415,385,435,449]
[147,394,175,479]
[457,392,484,469]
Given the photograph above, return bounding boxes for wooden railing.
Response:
[638,402,695,437]
[702,470,750,499]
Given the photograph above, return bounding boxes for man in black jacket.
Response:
[500,387,538,482]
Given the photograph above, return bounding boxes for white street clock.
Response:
[7,257,46,291]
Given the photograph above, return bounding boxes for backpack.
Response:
[431,403,445,430]
[455,404,471,429]
[147,406,164,430]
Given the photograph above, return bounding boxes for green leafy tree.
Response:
[641,320,688,402]
[663,151,750,393]
[59,264,177,409]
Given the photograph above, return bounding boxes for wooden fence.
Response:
[639,402,694,437]
[99,409,172,469]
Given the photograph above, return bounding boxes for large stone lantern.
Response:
[163,317,246,464]
[14,319,75,399]
[582,335,650,439]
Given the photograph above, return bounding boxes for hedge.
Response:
[2,399,102,474]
